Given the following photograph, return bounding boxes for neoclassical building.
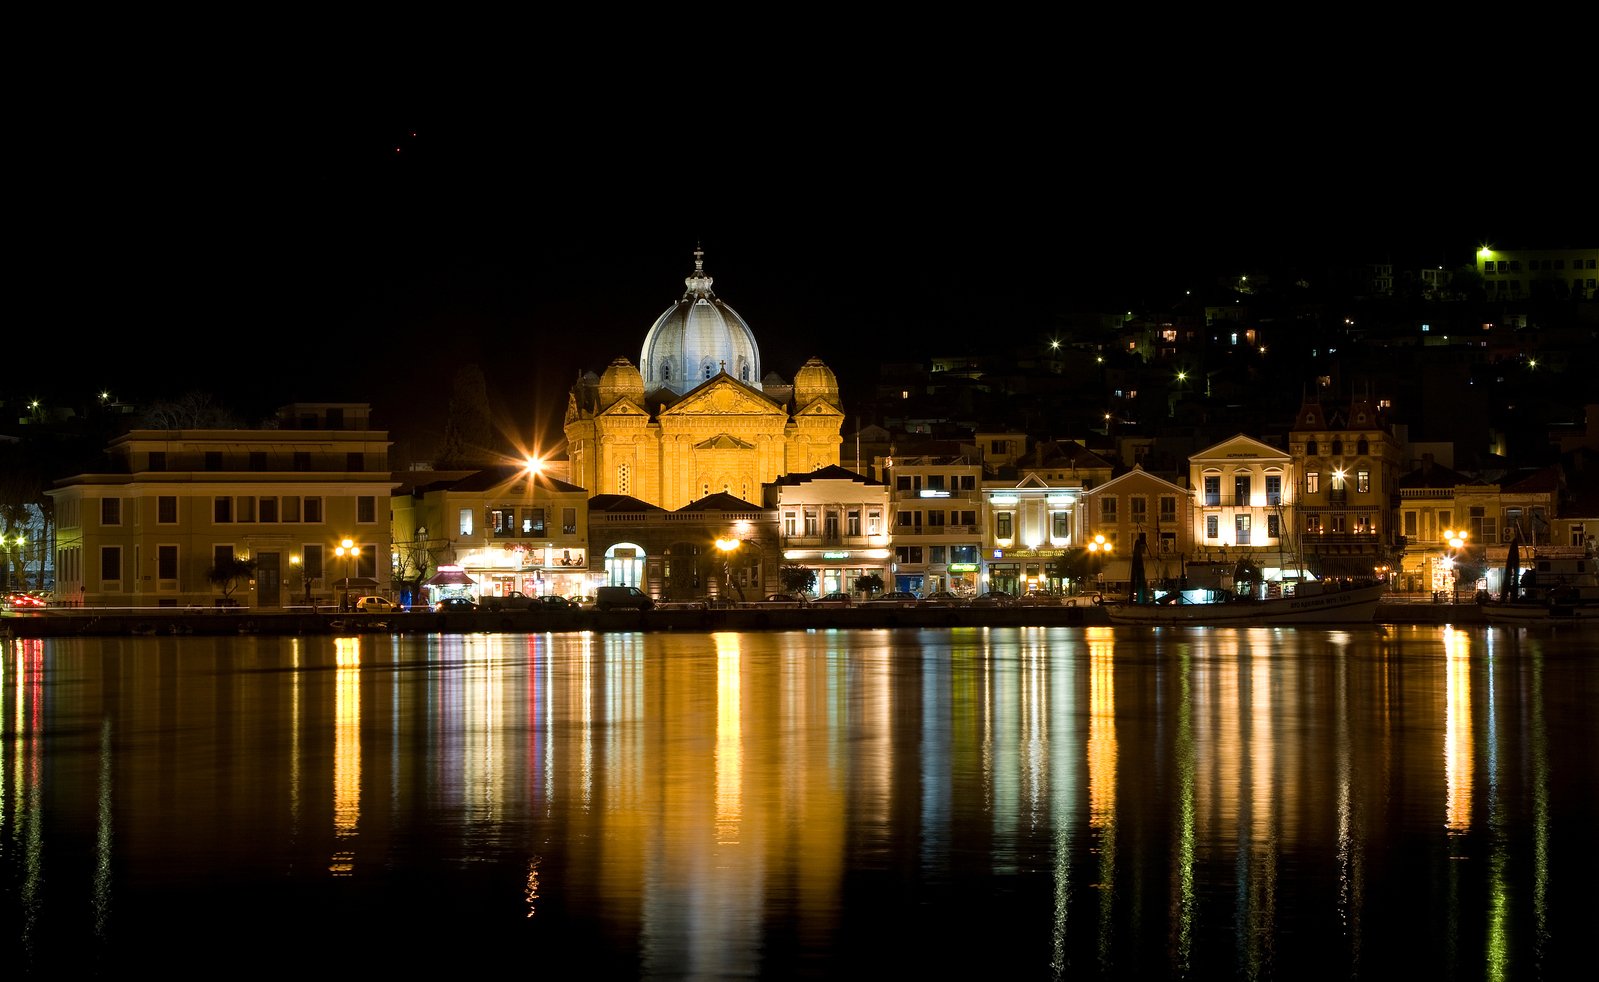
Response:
[563,248,845,510]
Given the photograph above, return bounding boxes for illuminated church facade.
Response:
[563,248,845,511]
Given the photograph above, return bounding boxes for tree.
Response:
[1051,546,1103,594]
[855,572,884,596]
[207,555,258,602]
[140,392,241,429]
[780,564,817,595]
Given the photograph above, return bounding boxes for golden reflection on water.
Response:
[330,636,361,875]
[1086,627,1117,973]
[1444,627,1473,838]
[715,632,742,846]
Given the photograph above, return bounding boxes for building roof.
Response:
[445,465,587,495]
[674,491,766,513]
[588,493,667,513]
[768,464,882,487]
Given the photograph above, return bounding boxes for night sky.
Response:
[12,79,1587,456]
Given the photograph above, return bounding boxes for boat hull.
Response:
[1104,584,1385,625]
[1479,600,1599,623]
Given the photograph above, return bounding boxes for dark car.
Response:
[534,595,575,608]
[812,592,853,607]
[433,597,479,612]
[484,591,539,612]
[920,591,968,607]
[867,591,920,607]
[759,593,809,606]
[970,592,1018,607]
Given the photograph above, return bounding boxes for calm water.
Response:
[3,625,1596,980]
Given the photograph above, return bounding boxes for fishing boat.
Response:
[1478,540,1599,624]
[1104,532,1384,625]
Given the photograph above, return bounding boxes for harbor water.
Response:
[3,624,1595,980]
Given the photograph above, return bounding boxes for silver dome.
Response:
[640,248,761,396]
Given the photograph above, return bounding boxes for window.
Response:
[1331,515,1346,534]
[1306,440,1317,455]
[1130,497,1147,523]
[214,545,234,568]
[951,545,978,564]
[214,497,233,523]
[1356,438,1369,455]
[895,546,924,564]
[997,512,1013,538]
[1405,511,1418,537]
[101,497,121,526]
[1306,472,1320,494]
[1233,475,1250,506]
[1306,513,1321,533]
[1331,440,1343,456]
[101,546,122,583]
[491,508,516,536]
[847,509,861,536]
[617,463,630,495]
[304,497,322,523]
[927,510,945,528]
[1159,531,1176,553]
[158,545,178,580]
[562,508,577,535]
[804,509,819,535]
[1100,497,1117,521]
[357,496,376,523]
[237,496,255,522]
[929,546,946,564]
[1356,470,1370,493]
[1160,495,1177,523]
[1205,515,1218,539]
[158,496,178,524]
[522,508,546,535]
[1267,514,1280,539]
[867,509,881,535]
[1236,514,1251,543]
[1573,523,1588,547]
[304,544,323,581]
[784,512,797,536]
[1052,511,1070,539]
[1203,476,1220,506]
[259,497,277,523]
[959,511,976,526]
[824,511,840,539]
[1265,475,1281,505]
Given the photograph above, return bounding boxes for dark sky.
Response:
[12,78,1589,455]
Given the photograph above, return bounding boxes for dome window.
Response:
[661,361,671,381]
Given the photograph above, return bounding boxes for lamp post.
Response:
[715,537,740,604]
[335,538,358,611]
[1443,528,1468,603]
[1087,533,1111,595]
[290,554,302,606]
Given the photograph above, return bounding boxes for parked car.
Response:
[812,592,853,606]
[970,592,1018,607]
[759,593,809,606]
[533,595,575,608]
[484,590,540,612]
[867,591,920,606]
[433,597,479,612]
[566,595,595,608]
[4,591,47,609]
[354,596,397,612]
[1018,591,1063,606]
[920,591,968,607]
[595,585,654,611]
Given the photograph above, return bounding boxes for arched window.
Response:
[740,363,750,382]
[1307,440,1318,455]
[1356,437,1369,455]
[701,482,710,498]
[1331,439,1343,456]
[704,363,714,380]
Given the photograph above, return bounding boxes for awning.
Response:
[423,569,475,586]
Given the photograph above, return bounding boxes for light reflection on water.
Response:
[2,625,1595,980]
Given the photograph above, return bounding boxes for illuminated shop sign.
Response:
[948,563,978,572]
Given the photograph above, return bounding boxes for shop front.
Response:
[452,543,590,602]
[783,547,891,597]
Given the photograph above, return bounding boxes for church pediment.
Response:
[793,398,843,418]
[662,376,785,418]
[694,433,756,450]
[596,398,649,419]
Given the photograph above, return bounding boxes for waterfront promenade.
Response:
[1,596,1492,637]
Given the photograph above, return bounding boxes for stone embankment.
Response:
[2,599,1490,638]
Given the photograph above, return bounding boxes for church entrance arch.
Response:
[604,543,648,588]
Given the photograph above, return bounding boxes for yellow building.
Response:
[563,248,845,510]
[1475,244,1598,301]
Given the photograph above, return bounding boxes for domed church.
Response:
[563,248,845,510]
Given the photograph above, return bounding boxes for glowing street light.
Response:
[335,537,359,611]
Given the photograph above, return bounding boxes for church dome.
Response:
[792,357,840,409]
[640,248,761,396]
[597,357,645,409]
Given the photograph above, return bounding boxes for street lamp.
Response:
[290,554,305,605]
[715,537,740,604]
[1087,533,1111,594]
[1442,528,1468,602]
[335,538,358,611]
